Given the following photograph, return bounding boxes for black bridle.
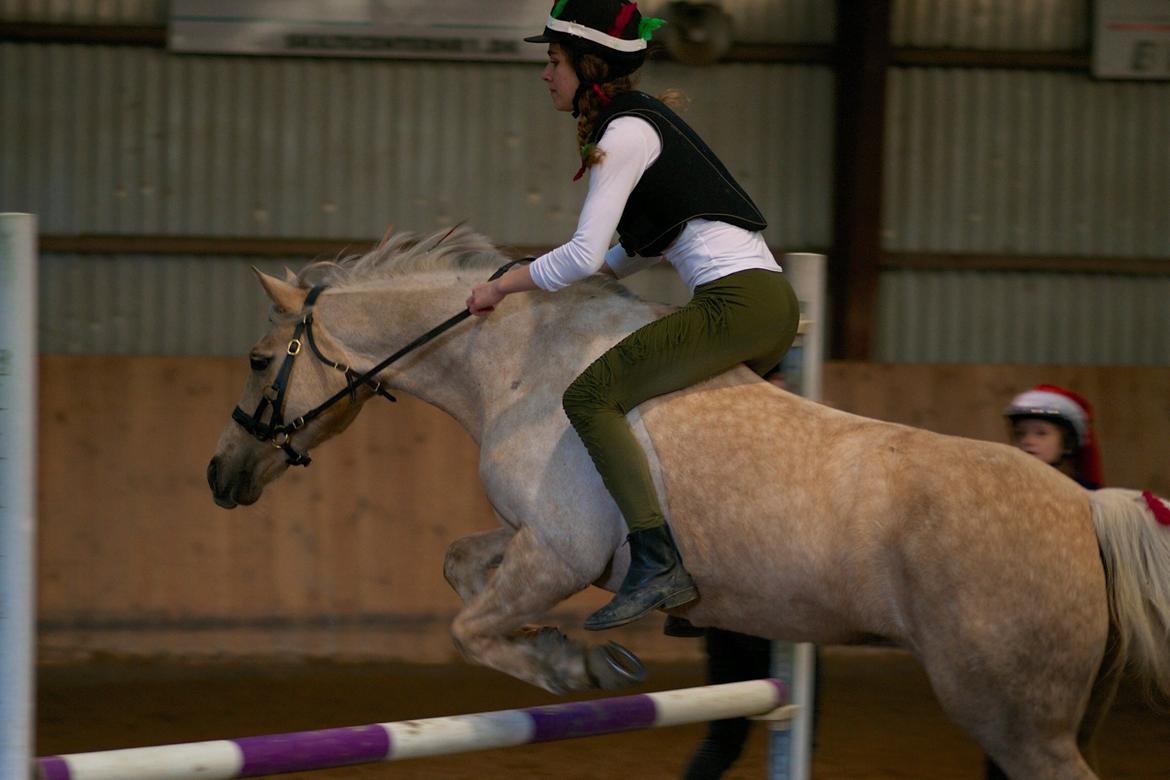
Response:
[232,259,528,467]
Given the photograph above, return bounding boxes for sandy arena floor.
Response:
[37,650,1170,779]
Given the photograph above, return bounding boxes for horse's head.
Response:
[207,225,556,508]
[207,269,369,508]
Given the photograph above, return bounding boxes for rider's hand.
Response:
[467,281,506,316]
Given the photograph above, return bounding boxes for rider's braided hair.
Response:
[563,45,686,177]
[567,46,636,172]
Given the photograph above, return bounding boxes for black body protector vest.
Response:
[589,91,768,257]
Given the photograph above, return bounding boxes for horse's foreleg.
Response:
[443,526,515,602]
[450,527,643,694]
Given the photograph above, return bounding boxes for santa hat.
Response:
[1005,384,1103,487]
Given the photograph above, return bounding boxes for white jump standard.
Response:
[36,678,788,780]
[1,214,38,780]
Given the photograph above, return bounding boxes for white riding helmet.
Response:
[1004,385,1089,449]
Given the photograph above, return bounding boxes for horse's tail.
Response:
[1090,488,1170,700]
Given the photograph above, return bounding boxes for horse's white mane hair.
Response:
[294,225,503,291]
[292,224,636,299]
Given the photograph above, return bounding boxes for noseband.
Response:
[232,259,528,467]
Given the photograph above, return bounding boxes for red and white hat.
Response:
[1005,384,1103,486]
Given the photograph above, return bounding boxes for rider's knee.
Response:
[562,368,617,426]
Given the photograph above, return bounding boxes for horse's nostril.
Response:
[207,458,219,490]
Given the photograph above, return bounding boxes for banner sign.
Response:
[169,0,552,62]
[1093,0,1170,79]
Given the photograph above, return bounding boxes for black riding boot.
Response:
[585,525,698,631]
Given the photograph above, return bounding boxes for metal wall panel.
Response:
[39,254,291,355]
[703,0,835,44]
[0,1,834,43]
[884,68,1170,259]
[892,0,1088,50]
[6,42,831,357]
[876,269,1170,365]
[641,64,834,247]
[0,0,165,24]
[37,254,699,356]
[2,44,833,251]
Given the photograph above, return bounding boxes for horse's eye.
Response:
[250,354,272,371]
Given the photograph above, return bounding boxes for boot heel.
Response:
[662,586,698,609]
[584,525,699,631]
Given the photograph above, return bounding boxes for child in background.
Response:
[991,383,1104,780]
[1004,384,1103,489]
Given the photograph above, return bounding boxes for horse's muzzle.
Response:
[207,456,254,509]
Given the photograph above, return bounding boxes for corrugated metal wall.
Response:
[877,270,1170,364]
[6,2,1168,365]
[0,0,164,24]
[1,42,832,354]
[704,0,835,43]
[39,255,288,355]
[884,69,1170,258]
[1,44,831,246]
[6,0,1089,48]
[879,0,1170,365]
[0,0,837,41]
[892,0,1088,49]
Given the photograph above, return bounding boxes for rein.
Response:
[232,258,529,466]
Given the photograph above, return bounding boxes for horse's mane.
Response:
[293,226,502,290]
[293,225,636,300]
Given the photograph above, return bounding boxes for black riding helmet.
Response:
[525,0,664,115]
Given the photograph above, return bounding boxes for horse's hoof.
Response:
[586,641,647,689]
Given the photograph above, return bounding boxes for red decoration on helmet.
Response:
[609,2,639,38]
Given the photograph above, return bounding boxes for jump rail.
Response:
[36,678,787,780]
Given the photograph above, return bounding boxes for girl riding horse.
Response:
[466,0,799,631]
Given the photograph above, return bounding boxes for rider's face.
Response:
[1011,418,1067,467]
[542,44,579,112]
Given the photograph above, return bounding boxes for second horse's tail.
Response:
[1090,488,1170,701]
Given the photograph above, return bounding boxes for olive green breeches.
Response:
[562,268,800,533]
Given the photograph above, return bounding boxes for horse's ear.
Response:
[252,267,306,313]
[283,267,298,284]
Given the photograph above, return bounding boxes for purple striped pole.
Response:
[36,679,786,780]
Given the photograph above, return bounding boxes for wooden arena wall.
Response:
[36,356,1169,661]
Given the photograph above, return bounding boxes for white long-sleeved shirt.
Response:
[528,115,781,293]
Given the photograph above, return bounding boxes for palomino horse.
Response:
[208,227,1170,779]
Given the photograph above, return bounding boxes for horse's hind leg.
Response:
[1076,627,1123,773]
[933,676,1096,779]
[979,645,1118,779]
[921,646,1099,779]
[443,525,515,602]
[450,527,642,694]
